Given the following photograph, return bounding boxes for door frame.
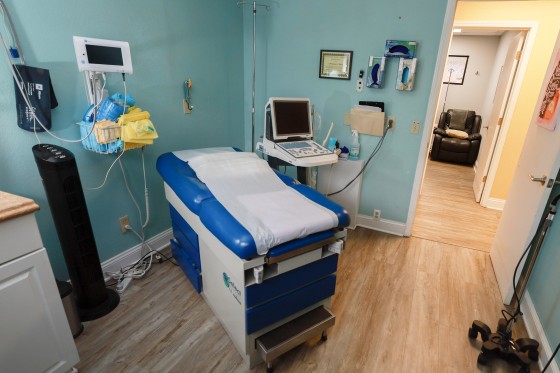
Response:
[405,20,539,236]
[472,30,526,208]
[460,22,538,210]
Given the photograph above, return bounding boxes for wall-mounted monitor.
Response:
[73,36,133,74]
[269,97,313,140]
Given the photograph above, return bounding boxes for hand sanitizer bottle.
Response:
[349,130,360,160]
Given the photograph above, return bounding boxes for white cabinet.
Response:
[0,195,79,373]
[317,160,365,229]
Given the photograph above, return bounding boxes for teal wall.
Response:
[246,0,448,222]
[0,0,244,278]
[527,184,560,367]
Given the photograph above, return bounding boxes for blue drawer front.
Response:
[245,254,338,308]
[169,204,201,268]
[170,239,202,293]
[245,274,336,334]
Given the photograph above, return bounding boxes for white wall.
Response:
[437,35,501,119]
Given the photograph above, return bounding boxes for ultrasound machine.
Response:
[258,98,338,174]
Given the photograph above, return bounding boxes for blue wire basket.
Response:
[78,121,123,154]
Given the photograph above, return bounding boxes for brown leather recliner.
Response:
[430,109,482,165]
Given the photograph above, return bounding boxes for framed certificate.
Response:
[319,50,353,80]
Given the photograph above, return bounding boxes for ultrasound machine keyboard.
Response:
[277,140,332,158]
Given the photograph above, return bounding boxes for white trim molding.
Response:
[101,228,173,279]
[522,291,560,373]
[484,197,505,211]
[356,214,406,236]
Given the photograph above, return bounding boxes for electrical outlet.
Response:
[411,120,420,134]
[387,116,396,130]
[356,78,364,92]
[373,209,381,219]
[119,215,130,233]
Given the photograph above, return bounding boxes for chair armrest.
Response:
[437,112,448,130]
[430,132,444,161]
[471,115,482,134]
[467,139,481,165]
[433,127,447,137]
[468,133,482,141]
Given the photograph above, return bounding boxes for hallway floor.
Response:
[412,160,502,252]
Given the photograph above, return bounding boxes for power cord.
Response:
[105,245,178,287]
[0,27,101,143]
[542,342,560,372]
[327,119,392,197]
[469,194,560,372]
[508,193,560,327]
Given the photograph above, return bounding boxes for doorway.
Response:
[412,160,501,251]
[412,27,529,251]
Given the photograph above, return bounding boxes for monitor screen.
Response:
[85,44,124,66]
[73,36,133,74]
[271,99,312,140]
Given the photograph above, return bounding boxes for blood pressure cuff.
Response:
[13,64,58,132]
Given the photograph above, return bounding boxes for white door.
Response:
[473,32,526,203]
[491,40,560,303]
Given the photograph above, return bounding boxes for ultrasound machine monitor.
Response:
[262,98,335,164]
[270,98,313,141]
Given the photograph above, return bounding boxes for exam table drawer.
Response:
[245,274,336,334]
[245,253,338,308]
[169,204,201,268]
[170,239,202,293]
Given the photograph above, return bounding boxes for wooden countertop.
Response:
[0,191,40,222]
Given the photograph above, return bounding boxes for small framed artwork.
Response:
[537,49,560,130]
[443,55,469,85]
[319,50,353,80]
[384,40,417,58]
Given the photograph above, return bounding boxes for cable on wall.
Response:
[327,122,391,197]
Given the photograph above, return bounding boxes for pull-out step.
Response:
[256,306,335,373]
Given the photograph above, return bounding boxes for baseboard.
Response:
[355,214,406,236]
[485,197,505,211]
[521,291,559,373]
[101,228,174,279]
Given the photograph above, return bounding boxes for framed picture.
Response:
[319,50,353,80]
[536,49,560,130]
[443,55,469,85]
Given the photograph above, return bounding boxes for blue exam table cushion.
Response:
[156,151,349,260]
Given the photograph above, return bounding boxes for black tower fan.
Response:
[32,144,119,321]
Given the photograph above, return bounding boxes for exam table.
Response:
[156,150,349,370]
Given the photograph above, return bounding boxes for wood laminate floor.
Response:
[412,160,502,252]
[75,228,535,373]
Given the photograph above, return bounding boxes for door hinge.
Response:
[498,117,504,126]
[515,51,521,60]
[482,175,487,183]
